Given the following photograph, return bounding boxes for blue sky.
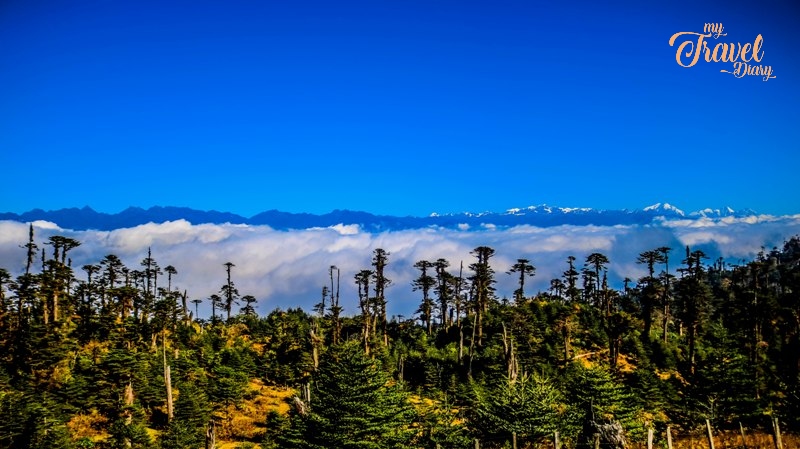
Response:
[1,0,798,217]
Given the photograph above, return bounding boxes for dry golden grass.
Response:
[66,409,109,442]
[215,379,294,444]
[624,430,798,449]
[217,442,262,449]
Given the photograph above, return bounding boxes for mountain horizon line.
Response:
[0,202,770,232]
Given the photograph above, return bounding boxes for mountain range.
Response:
[0,203,760,232]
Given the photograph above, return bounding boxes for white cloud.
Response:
[1,215,799,319]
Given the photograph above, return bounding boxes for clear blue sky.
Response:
[1,0,798,217]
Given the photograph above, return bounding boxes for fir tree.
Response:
[473,372,564,445]
[290,339,417,448]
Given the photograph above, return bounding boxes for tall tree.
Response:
[563,256,581,302]
[21,223,37,275]
[139,248,159,321]
[636,249,665,339]
[190,298,202,321]
[220,262,239,322]
[354,269,373,354]
[433,258,454,328]
[209,294,222,324]
[412,260,436,335]
[371,249,391,347]
[657,246,673,343]
[585,252,609,307]
[508,258,536,302]
[676,247,711,376]
[44,236,80,323]
[0,268,11,327]
[164,265,177,292]
[469,246,496,346]
[328,265,342,344]
[240,295,258,316]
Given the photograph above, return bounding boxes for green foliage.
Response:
[209,364,248,407]
[0,392,73,449]
[472,372,565,444]
[562,363,642,438]
[287,339,417,448]
[158,421,199,449]
[417,396,472,449]
[2,234,800,447]
[108,414,152,449]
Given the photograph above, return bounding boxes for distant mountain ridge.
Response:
[0,203,760,232]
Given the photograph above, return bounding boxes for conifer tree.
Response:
[371,249,391,347]
[469,246,496,345]
[355,269,373,353]
[433,258,453,328]
[240,294,258,316]
[563,256,581,302]
[473,372,564,445]
[412,260,436,335]
[564,363,641,440]
[220,262,239,322]
[508,258,536,303]
[636,249,664,339]
[328,265,342,344]
[292,339,416,448]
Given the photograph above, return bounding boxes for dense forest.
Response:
[0,225,799,448]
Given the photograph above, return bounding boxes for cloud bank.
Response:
[1,215,799,318]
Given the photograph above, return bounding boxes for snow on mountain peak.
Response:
[643,203,685,216]
[689,206,748,218]
[559,207,593,214]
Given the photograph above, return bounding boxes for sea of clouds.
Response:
[1,215,799,319]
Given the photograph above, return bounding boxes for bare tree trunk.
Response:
[458,324,464,362]
[476,307,483,347]
[311,327,320,369]
[163,332,173,422]
[124,381,134,406]
[501,323,518,383]
[563,316,572,363]
[182,290,189,322]
[53,289,59,322]
[772,417,783,449]
[205,420,216,449]
[666,426,673,449]
[706,419,716,449]
[468,312,477,375]
[739,422,748,449]
[43,297,50,325]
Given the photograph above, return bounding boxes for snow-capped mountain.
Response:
[0,203,763,232]
[643,202,685,216]
[690,206,758,218]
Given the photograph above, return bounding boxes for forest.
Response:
[0,224,798,449]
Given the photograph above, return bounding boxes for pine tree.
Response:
[412,260,436,335]
[564,363,641,439]
[371,249,391,347]
[290,339,416,448]
[473,372,564,444]
[220,262,239,322]
[508,258,536,303]
[636,249,665,340]
[469,246,496,346]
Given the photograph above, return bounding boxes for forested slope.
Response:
[1,226,798,448]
